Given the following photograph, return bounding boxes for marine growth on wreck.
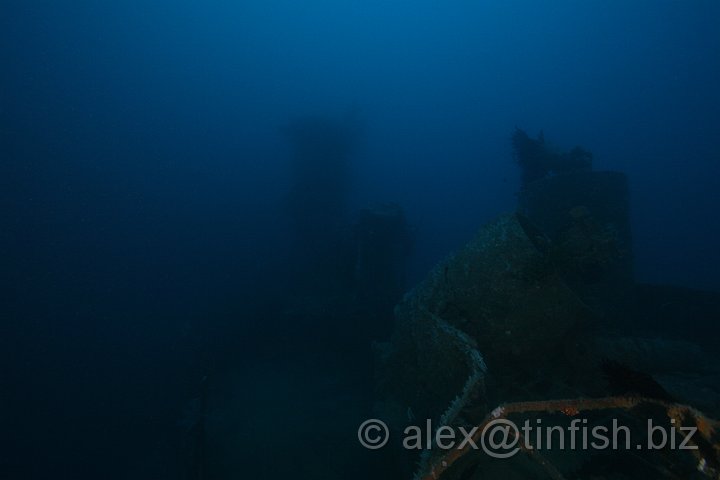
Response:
[373,129,720,480]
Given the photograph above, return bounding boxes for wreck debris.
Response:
[515,131,633,314]
[393,213,593,371]
[354,203,411,337]
[282,113,362,291]
[375,214,597,475]
[416,396,720,480]
[372,130,717,479]
[511,128,592,188]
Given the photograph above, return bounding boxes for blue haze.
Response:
[2,1,719,478]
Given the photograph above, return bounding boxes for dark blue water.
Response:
[3,2,719,479]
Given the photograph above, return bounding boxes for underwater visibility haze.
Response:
[2,1,720,479]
